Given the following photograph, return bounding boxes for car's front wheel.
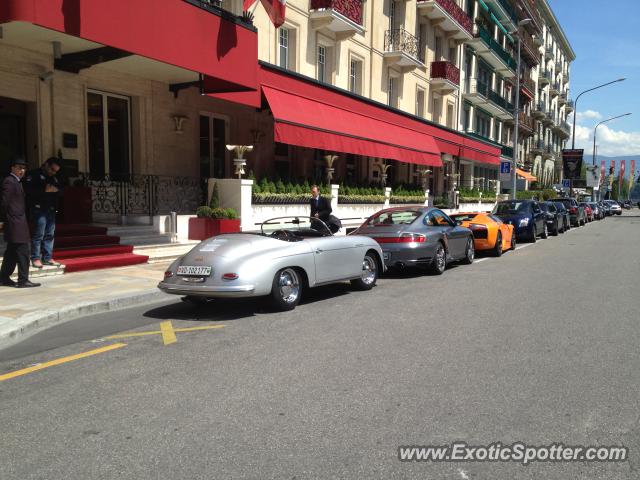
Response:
[351,252,378,290]
[493,232,503,257]
[270,268,301,311]
[553,219,559,236]
[461,237,475,265]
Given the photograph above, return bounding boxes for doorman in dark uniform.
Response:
[24,157,62,268]
[0,159,40,287]
[309,184,342,234]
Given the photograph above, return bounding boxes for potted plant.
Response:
[188,183,241,240]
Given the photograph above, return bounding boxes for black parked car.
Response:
[551,198,585,226]
[540,201,562,235]
[492,200,547,242]
[553,201,571,231]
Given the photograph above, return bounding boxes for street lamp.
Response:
[592,113,632,165]
[510,18,532,200]
[571,78,626,149]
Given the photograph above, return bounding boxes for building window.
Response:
[388,75,398,108]
[199,113,228,179]
[87,90,131,177]
[416,87,425,118]
[435,35,442,60]
[475,110,491,139]
[349,59,362,94]
[463,104,471,132]
[279,28,289,69]
[317,45,326,83]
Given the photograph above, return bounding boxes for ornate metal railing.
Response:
[424,0,473,35]
[501,144,514,158]
[310,0,363,25]
[384,28,419,59]
[519,111,535,132]
[77,173,204,216]
[430,61,460,85]
[521,76,536,96]
[474,23,517,70]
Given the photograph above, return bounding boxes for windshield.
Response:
[366,209,421,226]
[261,217,332,239]
[493,202,529,215]
[450,213,478,222]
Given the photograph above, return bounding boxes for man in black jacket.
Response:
[310,185,332,221]
[24,157,62,268]
[0,159,40,287]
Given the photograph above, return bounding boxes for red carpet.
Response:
[52,224,148,273]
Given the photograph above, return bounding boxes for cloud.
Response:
[575,110,602,122]
[572,123,640,156]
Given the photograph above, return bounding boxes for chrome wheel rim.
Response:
[360,255,377,285]
[278,268,300,304]
[436,246,446,272]
[544,224,548,236]
[467,239,475,262]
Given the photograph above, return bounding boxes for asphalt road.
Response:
[1,212,640,480]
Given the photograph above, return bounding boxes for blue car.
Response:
[492,200,548,242]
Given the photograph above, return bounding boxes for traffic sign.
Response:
[500,161,512,183]
[562,179,571,188]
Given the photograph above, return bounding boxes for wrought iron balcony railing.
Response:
[474,23,517,70]
[430,60,460,85]
[489,89,514,112]
[384,28,419,59]
[518,111,535,131]
[310,0,363,25]
[501,144,514,158]
[566,99,574,110]
[418,0,474,35]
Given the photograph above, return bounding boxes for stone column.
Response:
[330,184,339,212]
[384,187,392,208]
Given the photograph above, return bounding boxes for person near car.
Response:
[0,158,40,288]
[24,157,62,269]
[309,185,342,234]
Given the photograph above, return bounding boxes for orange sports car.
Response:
[450,212,516,256]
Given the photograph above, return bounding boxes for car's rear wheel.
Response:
[553,219,559,236]
[510,232,517,250]
[429,243,447,275]
[493,232,503,257]
[270,268,301,311]
[351,252,378,290]
[531,225,537,243]
[461,237,475,265]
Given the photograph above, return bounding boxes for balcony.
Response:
[558,92,567,106]
[555,60,563,72]
[309,0,365,36]
[543,111,555,125]
[383,28,423,69]
[519,0,543,34]
[484,0,518,30]
[530,138,545,154]
[463,79,513,119]
[538,69,551,85]
[468,23,517,77]
[533,34,544,47]
[417,0,474,41]
[565,99,574,113]
[543,143,556,159]
[532,101,547,118]
[518,111,535,136]
[549,82,561,97]
[544,46,554,60]
[553,120,571,138]
[520,76,536,100]
[520,33,540,66]
[430,61,460,94]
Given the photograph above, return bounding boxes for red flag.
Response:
[600,160,606,186]
[619,160,626,194]
[244,0,286,28]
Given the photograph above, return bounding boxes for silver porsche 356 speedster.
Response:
[158,217,385,311]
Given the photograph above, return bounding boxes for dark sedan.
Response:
[492,200,547,242]
[352,207,475,275]
[540,201,563,235]
[553,201,571,231]
[552,198,585,226]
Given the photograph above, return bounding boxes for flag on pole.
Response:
[619,160,626,196]
[629,160,635,192]
[600,160,606,186]
[244,0,286,28]
[609,160,616,191]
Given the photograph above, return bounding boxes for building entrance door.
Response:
[199,113,229,180]
[0,97,27,173]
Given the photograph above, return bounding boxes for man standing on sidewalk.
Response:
[24,157,62,269]
[0,159,40,288]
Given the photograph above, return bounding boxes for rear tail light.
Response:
[222,273,239,280]
[569,207,577,214]
[376,233,426,243]
[164,270,174,279]
[469,223,488,239]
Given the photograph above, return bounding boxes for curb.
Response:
[0,289,170,350]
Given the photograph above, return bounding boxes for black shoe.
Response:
[16,280,41,288]
[0,278,16,287]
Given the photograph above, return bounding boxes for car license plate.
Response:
[383,251,390,261]
[177,266,212,276]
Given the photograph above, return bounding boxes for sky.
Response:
[548,0,640,157]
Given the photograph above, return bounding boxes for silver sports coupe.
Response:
[351,206,475,274]
[158,217,385,311]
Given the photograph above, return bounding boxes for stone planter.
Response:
[188,218,241,241]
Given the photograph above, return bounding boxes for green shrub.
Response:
[196,206,212,218]
[275,180,286,194]
[209,208,227,219]
[224,208,238,219]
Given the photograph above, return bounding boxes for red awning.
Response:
[259,65,499,167]
[263,87,441,166]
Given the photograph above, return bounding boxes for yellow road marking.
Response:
[105,324,226,343]
[0,343,127,382]
[160,320,177,346]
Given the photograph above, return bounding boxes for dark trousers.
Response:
[0,242,30,283]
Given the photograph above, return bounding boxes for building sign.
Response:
[499,161,512,183]
[586,165,599,188]
[562,149,583,180]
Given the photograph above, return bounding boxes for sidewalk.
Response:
[0,261,173,350]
